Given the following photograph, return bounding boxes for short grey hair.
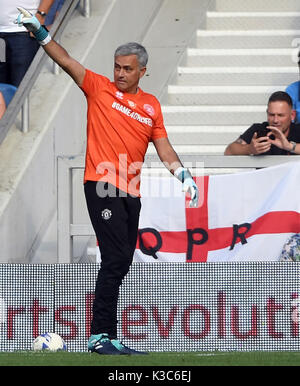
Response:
[114,42,148,68]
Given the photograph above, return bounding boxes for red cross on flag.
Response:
[135,161,300,262]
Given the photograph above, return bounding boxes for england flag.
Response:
[134,161,300,262]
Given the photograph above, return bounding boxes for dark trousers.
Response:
[84,181,141,338]
[0,32,39,87]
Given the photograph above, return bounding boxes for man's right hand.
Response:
[249,132,271,155]
[15,7,41,33]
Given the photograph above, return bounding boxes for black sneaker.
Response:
[88,333,124,355]
[110,339,148,355]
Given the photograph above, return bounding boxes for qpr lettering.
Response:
[138,223,252,260]
[138,228,162,259]
[187,228,208,260]
[230,223,251,250]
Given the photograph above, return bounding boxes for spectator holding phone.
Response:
[224,91,300,155]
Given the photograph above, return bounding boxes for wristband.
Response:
[39,34,52,46]
[174,167,193,183]
[290,141,297,153]
[33,25,51,45]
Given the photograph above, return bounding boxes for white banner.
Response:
[1,264,300,352]
[134,161,300,262]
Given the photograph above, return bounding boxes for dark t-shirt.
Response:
[240,122,300,155]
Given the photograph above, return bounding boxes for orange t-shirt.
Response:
[80,69,168,196]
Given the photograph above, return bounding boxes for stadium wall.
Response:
[0,0,212,263]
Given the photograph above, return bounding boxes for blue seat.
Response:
[0,83,17,107]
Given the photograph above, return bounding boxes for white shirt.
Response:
[0,0,40,32]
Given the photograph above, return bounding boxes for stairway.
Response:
[148,0,300,158]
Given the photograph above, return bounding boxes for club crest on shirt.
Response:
[143,104,155,117]
[115,91,124,100]
[128,100,136,109]
[101,209,112,220]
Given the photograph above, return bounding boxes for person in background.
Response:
[0,91,6,119]
[0,0,55,87]
[285,51,300,124]
[45,0,64,29]
[224,91,300,156]
[0,82,17,119]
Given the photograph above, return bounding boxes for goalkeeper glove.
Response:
[174,167,199,208]
[15,7,51,45]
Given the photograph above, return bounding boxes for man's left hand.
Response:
[183,177,199,208]
[267,126,290,151]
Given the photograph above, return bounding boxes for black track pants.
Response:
[84,181,141,338]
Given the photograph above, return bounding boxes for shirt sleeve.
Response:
[151,102,168,141]
[80,69,110,98]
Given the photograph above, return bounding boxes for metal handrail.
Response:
[144,154,300,168]
[0,0,89,145]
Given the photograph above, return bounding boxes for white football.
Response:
[32,332,67,351]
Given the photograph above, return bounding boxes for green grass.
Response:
[0,351,300,366]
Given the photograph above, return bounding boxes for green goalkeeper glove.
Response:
[15,6,51,45]
[174,167,199,208]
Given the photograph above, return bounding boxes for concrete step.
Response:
[206,12,300,30]
[196,30,300,49]
[161,105,266,125]
[166,125,244,144]
[176,67,298,86]
[215,0,300,12]
[185,48,297,66]
[167,85,284,105]
[146,142,226,155]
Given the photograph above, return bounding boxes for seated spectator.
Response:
[279,234,300,261]
[0,82,17,119]
[224,91,300,155]
[0,0,55,87]
[45,0,64,29]
[285,51,300,124]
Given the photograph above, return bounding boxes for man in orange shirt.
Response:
[17,8,199,355]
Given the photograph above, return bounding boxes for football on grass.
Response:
[32,332,67,351]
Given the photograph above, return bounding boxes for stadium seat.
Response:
[0,83,17,107]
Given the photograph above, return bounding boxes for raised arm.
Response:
[16,7,85,86]
[43,40,86,86]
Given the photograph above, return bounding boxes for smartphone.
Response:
[256,127,270,138]
[256,127,276,141]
